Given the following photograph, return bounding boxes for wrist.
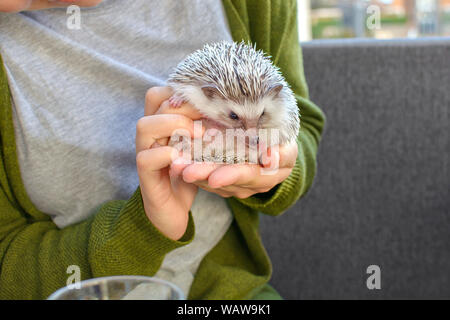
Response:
[141,192,190,241]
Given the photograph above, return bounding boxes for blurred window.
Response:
[299,0,450,41]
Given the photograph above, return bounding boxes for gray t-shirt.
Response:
[0,0,234,297]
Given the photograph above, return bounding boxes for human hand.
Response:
[172,143,298,199]
[135,87,203,240]
[0,0,102,13]
[152,87,299,200]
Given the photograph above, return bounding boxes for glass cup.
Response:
[47,275,185,300]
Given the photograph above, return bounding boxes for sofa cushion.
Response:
[261,38,450,299]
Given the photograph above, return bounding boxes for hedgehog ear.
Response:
[266,84,283,98]
[201,85,223,100]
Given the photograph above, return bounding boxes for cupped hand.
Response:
[153,87,299,200]
[173,143,298,199]
[136,86,202,240]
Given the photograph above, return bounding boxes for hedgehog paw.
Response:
[169,96,185,108]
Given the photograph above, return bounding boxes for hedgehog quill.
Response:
[166,41,300,163]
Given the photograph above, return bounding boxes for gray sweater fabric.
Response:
[0,0,234,297]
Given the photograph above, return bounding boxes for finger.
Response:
[211,184,263,195]
[248,168,293,189]
[209,165,292,189]
[260,147,281,172]
[194,181,234,198]
[207,164,260,188]
[136,114,201,153]
[136,146,178,179]
[0,0,29,12]
[156,100,205,147]
[182,162,224,183]
[145,86,174,116]
[278,142,298,168]
[259,142,298,170]
[156,99,204,121]
[195,181,259,199]
[169,158,192,178]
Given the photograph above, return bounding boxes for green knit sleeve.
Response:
[0,56,195,300]
[0,185,194,300]
[0,185,195,300]
[224,0,326,216]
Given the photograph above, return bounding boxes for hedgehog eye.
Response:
[229,111,239,120]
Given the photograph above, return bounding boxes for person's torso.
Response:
[0,0,234,297]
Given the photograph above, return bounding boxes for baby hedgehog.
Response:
[167,41,300,158]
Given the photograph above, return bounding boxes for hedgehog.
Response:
[166,41,300,163]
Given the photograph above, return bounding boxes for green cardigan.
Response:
[0,0,325,300]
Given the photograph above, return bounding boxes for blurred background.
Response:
[298,0,450,41]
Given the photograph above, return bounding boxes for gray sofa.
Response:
[260,38,450,299]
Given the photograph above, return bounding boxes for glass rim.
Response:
[47,275,185,300]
